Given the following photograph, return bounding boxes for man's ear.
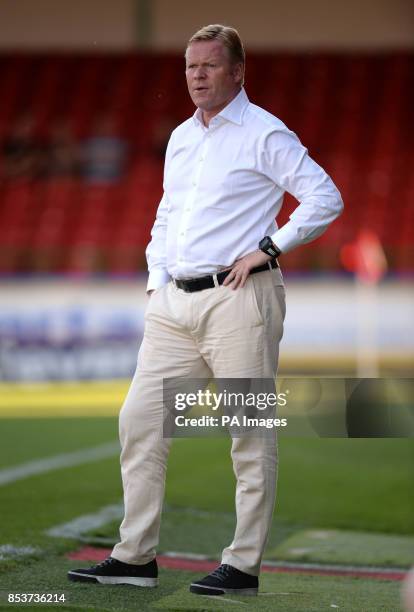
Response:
[232,62,244,85]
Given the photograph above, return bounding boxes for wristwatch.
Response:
[259,236,282,258]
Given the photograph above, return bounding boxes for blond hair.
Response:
[186,24,245,83]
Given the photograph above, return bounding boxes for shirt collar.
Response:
[193,87,249,127]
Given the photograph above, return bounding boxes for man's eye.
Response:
[208,64,216,68]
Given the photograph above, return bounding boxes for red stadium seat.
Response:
[0,51,412,274]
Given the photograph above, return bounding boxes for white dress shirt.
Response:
[146,87,343,290]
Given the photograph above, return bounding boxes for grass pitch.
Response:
[0,382,413,610]
[1,558,405,611]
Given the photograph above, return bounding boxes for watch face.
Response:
[260,237,272,253]
[259,237,280,258]
[259,237,270,250]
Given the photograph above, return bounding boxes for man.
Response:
[68,24,343,596]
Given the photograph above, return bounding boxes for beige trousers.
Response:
[112,266,285,576]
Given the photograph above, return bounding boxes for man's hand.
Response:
[222,250,272,290]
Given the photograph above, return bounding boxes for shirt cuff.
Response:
[271,223,300,254]
[147,269,171,292]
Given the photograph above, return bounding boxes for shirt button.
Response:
[192,180,196,186]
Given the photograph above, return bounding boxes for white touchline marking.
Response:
[0,544,40,560]
[259,593,298,596]
[46,503,124,539]
[163,551,211,560]
[201,595,248,605]
[0,441,120,486]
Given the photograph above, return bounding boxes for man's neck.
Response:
[201,109,218,128]
[200,88,241,127]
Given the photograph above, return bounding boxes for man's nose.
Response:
[194,67,206,79]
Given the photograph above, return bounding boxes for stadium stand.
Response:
[0,52,412,274]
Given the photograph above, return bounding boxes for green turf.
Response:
[87,509,414,569]
[1,421,413,548]
[86,506,297,558]
[0,457,122,549]
[0,418,117,468]
[0,556,405,611]
[270,529,414,567]
[0,417,412,609]
[166,437,414,535]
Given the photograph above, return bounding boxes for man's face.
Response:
[185,40,243,118]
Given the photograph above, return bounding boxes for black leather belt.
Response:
[174,259,279,293]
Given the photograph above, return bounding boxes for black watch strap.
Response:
[259,236,281,258]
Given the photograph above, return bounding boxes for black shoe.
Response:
[67,556,158,587]
[189,563,258,596]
